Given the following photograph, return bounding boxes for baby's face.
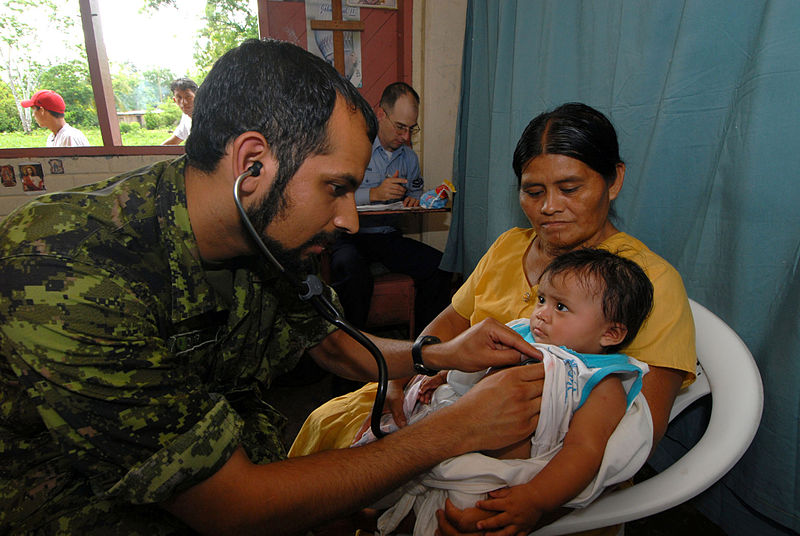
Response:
[531,271,613,354]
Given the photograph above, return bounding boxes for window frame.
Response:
[0,0,266,159]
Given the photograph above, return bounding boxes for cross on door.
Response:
[309,0,365,75]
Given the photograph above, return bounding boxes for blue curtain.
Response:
[442,1,800,534]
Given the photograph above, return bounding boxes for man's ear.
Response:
[231,130,277,195]
[600,323,627,349]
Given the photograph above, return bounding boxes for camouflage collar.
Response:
[155,156,227,325]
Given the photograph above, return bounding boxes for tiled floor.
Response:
[267,355,726,536]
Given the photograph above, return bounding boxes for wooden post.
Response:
[309,0,365,75]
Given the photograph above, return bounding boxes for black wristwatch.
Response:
[412,335,441,376]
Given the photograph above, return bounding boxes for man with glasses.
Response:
[330,82,452,343]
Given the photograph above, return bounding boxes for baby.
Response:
[354,248,655,535]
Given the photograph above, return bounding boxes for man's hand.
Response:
[441,363,544,453]
[424,317,543,372]
[370,170,408,202]
[403,196,420,207]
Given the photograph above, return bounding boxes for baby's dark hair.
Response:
[540,248,654,353]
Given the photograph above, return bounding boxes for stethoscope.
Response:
[233,162,388,439]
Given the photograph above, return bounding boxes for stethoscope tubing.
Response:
[233,165,388,439]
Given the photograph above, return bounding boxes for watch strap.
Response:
[412,334,441,376]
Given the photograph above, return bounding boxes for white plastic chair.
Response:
[531,299,764,535]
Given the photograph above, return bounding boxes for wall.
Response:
[0,155,168,219]
[411,0,468,251]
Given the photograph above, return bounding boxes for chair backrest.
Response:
[531,299,764,535]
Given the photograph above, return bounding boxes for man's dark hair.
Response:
[186,38,377,205]
[379,82,420,109]
[33,105,64,120]
[540,248,654,354]
[513,102,623,187]
[170,77,198,94]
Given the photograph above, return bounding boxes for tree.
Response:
[0,80,22,132]
[38,60,97,127]
[0,0,83,132]
[110,61,142,112]
[141,0,258,78]
[194,0,259,74]
[143,67,175,103]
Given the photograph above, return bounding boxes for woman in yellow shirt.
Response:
[292,102,697,533]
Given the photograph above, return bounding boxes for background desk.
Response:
[356,206,450,216]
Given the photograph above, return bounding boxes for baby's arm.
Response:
[475,375,627,534]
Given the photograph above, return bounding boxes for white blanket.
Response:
[357,342,653,535]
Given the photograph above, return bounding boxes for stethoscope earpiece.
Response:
[248,161,263,177]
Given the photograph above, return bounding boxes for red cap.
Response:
[21,90,66,114]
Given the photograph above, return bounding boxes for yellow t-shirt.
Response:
[452,228,697,383]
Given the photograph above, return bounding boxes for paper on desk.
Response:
[357,201,405,211]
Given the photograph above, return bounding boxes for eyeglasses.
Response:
[381,105,420,136]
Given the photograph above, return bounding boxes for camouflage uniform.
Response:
[0,156,339,534]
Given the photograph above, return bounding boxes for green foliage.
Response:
[0,126,173,147]
[143,109,163,130]
[194,0,259,75]
[118,121,141,134]
[159,101,182,128]
[112,62,142,112]
[0,81,22,132]
[143,68,176,103]
[38,60,97,128]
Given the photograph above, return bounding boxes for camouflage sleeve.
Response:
[0,254,243,505]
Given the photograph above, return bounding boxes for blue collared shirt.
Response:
[356,137,423,233]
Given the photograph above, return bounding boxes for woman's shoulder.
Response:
[490,227,536,250]
[602,232,681,282]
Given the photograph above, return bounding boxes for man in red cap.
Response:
[21,90,90,147]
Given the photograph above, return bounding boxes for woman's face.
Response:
[519,154,623,254]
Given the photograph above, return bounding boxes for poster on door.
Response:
[305,0,363,87]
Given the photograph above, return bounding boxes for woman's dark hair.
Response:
[513,102,623,187]
[540,248,654,354]
[186,38,377,203]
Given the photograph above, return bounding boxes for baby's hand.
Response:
[417,371,448,404]
[474,486,544,535]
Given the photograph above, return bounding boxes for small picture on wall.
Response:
[49,159,64,174]
[1,165,15,187]
[19,163,46,192]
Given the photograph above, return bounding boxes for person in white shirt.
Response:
[21,90,90,147]
[161,77,197,145]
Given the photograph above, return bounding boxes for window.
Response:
[0,0,260,158]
